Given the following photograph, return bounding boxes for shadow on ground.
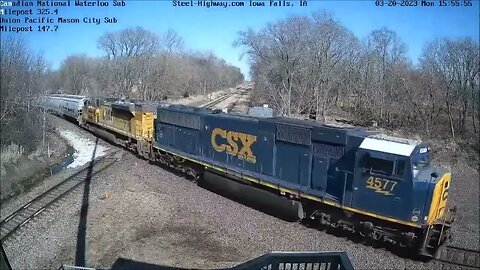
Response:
[109,258,186,270]
[75,138,98,266]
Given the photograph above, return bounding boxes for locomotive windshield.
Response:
[411,152,431,178]
[412,153,431,170]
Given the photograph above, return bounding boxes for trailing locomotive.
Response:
[45,95,455,258]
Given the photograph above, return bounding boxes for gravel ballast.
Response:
[3,118,479,270]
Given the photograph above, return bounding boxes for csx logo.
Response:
[211,128,257,163]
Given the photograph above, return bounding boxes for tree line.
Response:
[235,11,479,154]
[0,27,244,158]
[1,36,47,153]
[49,27,244,99]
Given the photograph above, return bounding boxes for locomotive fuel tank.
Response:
[200,171,305,221]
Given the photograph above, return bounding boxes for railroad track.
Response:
[200,93,235,109]
[0,151,119,241]
[201,89,250,110]
[433,245,480,269]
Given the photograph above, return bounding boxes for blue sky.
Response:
[2,0,479,79]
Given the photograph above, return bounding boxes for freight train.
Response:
[43,94,455,258]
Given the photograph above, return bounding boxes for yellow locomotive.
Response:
[81,98,156,158]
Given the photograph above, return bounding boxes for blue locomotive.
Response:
[152,105,454,257]
[53,95,454,257]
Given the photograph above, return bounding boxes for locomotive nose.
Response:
[427,172,451,224]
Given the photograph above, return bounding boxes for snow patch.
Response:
[58,130,108,169]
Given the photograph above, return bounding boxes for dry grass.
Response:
[0,143,26,199]
[0,143,25,176]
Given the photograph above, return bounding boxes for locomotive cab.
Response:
[352,137,452,224]
[352,140,415,223]
[351,136,453,256]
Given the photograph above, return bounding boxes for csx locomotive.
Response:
[44,94,455,257]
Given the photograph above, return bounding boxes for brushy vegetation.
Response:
[0,28,244,169]
[46,27,244,100]
[0,144,24,177]
[235,11,479,162]
[1,37,47,170]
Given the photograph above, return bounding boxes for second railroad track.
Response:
[0,151,120,241]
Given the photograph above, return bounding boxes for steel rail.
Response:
[200,93,234,108]
[0,152,119,241]
[434,245,480,269]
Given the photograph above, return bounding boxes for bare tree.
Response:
[98,27,158,59]
[235,11,357,119]
[161,28,184,54]
[0,37,46,151]
[97,27,159,98]
[420,38,480,138]
[59,55,93,95]
[49,27,243,101]
[235,10,479,157]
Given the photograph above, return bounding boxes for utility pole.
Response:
[204,81,208,101]
[42,108,46,148]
